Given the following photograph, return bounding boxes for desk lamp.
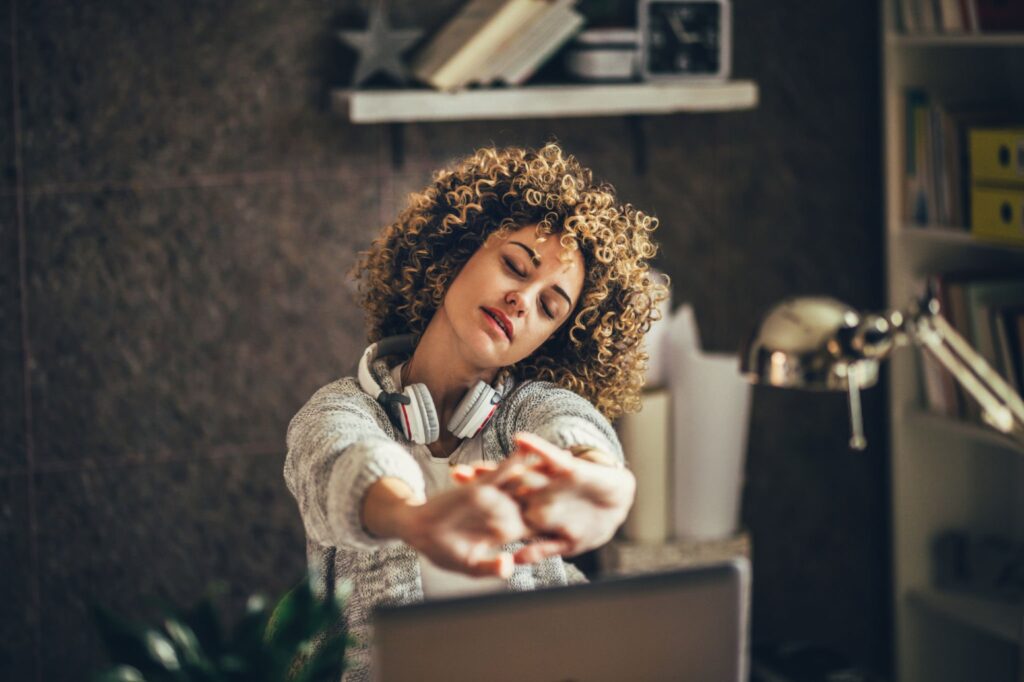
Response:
[740,295,1024,449]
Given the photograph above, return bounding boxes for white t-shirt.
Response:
[391,363,507,599]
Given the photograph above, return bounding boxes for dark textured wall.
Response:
[0,1,887,679]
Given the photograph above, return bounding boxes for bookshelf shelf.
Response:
[899,225,1024,251]
[908,588,1023,643]
[887,33,1024,47]
[332,80,759,123]
[905,406,1024,456]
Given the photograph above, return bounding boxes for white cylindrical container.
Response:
[618,388,671,544]
[666,305,752,541]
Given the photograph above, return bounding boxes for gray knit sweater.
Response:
[284,355,624,681]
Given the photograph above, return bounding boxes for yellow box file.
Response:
[969,128,1024,185]
[971,185,1024,246]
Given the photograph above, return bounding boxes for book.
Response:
[1016,311,1024,388]
[963,277,1024,422]
[411,0,553,91]
[992,307,1022,391]
[476,0,578,85]
[964,0,980,31]
[975,0,1024,31]
[500,5,584,85]
[905,89,930,223]
[939,0,965,31]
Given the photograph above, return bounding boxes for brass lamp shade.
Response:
[740,296,881,392]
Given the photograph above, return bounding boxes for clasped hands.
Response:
[398,432,636,579]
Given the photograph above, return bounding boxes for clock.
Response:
[639,0,731,81]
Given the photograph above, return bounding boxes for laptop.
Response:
[372,558,751,682]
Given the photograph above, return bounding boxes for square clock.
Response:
[639,0,731,81]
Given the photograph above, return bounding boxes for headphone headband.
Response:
[357,335,502,445]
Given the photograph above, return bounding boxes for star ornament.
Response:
[338,0,424,87]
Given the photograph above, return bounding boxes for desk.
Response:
[599,532,752,576]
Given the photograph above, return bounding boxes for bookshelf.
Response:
[883,1,1024,680]
[332,81,759,123]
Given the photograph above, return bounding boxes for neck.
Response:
[404,316,498,428]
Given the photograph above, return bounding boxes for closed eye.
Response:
[541,300,555,319]
[503,257,526,277]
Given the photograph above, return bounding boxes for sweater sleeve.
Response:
[503,381,624,464]
[284,378,425,552]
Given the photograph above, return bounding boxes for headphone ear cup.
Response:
[448,381,501,439]
[406,383,440,444]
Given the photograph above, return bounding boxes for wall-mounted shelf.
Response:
[908,588,1023,644]
[332,80,758,124]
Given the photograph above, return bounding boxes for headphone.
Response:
[357,334,503,445]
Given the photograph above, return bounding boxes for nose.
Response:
[505,291,526,318]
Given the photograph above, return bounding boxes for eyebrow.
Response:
[509,240,574,309]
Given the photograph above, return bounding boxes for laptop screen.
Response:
[373,558,750,682]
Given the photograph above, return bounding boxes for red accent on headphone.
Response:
[475,405,499,436]
[400,404,412,440]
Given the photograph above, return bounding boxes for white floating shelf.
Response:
[332,81,758,124]
[908,588,1023,643]
[887,32,1024,47]
[905,407,1024,457]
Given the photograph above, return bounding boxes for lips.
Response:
[482,307,514,341]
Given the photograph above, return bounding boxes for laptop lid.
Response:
[372,558,751,682]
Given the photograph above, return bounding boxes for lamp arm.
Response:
[910,306,1024,439]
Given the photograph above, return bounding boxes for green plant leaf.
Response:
[291,632,350,682]
[92,665,147,682]
[180,597,224,659]
[227,594,272,673]
[263,580,315,653]
[93,605,183,680]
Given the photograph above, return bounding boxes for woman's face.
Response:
[441,225,585,370]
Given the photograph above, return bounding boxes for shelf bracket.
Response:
[388,123,405,170]
[626,116,648,176]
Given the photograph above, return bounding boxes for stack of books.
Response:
[919,272,1024,420]
[411,0,585,91]
[902,88,1020,231]
[895,0,1024,34]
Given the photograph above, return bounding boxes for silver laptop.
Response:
[372,558,751,682]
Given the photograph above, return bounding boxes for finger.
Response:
[509,470,552,499]
[466,551,514,579]
[512,539,573,564]
[474,458,530,488]
[513,432,574,474]
[451,461,498,481]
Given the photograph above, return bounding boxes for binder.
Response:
[971,185,1024,246]
[969,128,1024,185]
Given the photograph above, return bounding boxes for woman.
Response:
[284,142,666,679]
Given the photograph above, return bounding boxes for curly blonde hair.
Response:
[353,142,668,420]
